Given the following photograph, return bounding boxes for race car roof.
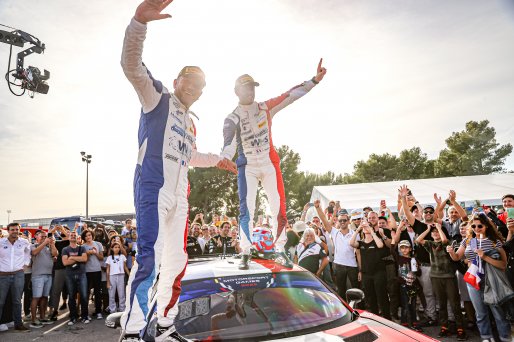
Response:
[182,257,304,282]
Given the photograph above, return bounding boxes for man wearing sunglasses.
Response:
[314,202,360,299]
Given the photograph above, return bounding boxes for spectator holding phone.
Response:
[29,230,57,328]
[48,224,70,321]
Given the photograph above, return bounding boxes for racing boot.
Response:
[273,250,293,269]
[106,311,123,329]
[155,325,191,342]
[119,332,141,342]
[239,254,251,270]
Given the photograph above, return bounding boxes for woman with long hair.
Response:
[447,214,510,342]
[106,242,129,314]
[81,230,104,320]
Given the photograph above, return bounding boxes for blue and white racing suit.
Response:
[120,18,221,334]
[221,80,317,254]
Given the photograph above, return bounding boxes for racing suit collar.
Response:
[171,93,199,120]
[237,101,258,112]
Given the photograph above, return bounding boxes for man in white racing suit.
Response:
[221,60,327,269]
[119,1,236,341]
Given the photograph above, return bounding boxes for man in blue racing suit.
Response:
[119,1,236,341]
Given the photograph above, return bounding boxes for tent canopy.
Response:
[309,173,514,214]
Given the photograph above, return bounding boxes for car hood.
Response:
[273,311,438,342]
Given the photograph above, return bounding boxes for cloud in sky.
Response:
[0,0,513,222]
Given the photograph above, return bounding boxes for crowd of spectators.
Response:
[2,190,514,342]
[280,189,514,342]
[0,219,137,331]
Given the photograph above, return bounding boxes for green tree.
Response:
[396,147,435,179]
[435,120,513,176]
[351,153,399,183]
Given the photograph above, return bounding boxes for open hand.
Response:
[433,193,442,205]
[135,0,174,24]
[313,58,327,83]
[398,185,409,198]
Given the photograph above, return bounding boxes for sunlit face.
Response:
[235,84,255,105]
[377,218,388,229]
[423,208,434,222]
[303,231,315,244]
[367,212,378,227]
[338,215,349,228]
[459,224,468,237]
[36,231,47,243]
[448,207,459,221]
[471,219,487,237]
[209,226,217,236]
[8,225,20,240]
[311,217,321,227]
[503,196,514,209]
[192,224,201,238]
[221,223,230,236]
[70,231,77,243]
[174,75,205,109]
[230,228,238,239]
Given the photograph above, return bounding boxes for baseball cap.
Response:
[177,66,206,85]
[424,205,435,211]
[350,209,363,220]
[235,74,260,88]
[293,221,308,233]
[398,240,411,248]
[338,209,349,216]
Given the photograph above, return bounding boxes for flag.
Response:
[463,258,483,290]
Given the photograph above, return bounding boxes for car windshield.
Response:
[175,271,351,341]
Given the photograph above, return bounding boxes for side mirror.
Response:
[346,288,365,308]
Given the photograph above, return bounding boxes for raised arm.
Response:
[399,185,415,225]
[314,200,332,234]
[349,227,361,248]
[433,193,445,224]
[220,112,239,161]
[265,59,326,118]
[449,190,467,220]
[121,0,174,113]
[415,225,431,246]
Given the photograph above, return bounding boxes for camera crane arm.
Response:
[0,27,49,97]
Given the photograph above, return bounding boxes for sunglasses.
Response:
[424,210,434,214]
[338,219,348,223]
[471,224,484,229]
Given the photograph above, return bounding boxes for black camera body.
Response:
[21,66,50,94]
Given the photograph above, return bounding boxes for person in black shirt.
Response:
[186,223,203,257]
[350,218,390,319]
[400,185,448,325]
[48,225,70,321]
[205,222,235,254]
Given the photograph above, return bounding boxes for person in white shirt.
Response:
[314,201,361,299]
[0,223,31,331]
[106,242,129,314]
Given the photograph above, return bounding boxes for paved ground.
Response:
[1,305,487,342]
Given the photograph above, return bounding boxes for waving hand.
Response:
[135,0,174,24]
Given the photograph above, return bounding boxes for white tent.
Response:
[308,174,514,215]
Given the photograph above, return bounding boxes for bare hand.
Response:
[433,193,442,205]
[314,199,320,209]
[217,158,237,174]
[313,58,327,83]
[398,185,409,198]
[446,245,453,254]
[474,248,485,258]
[507,218,514,231]
[358,272,362,282]
[135,0,174,24]
[449,190,457,203]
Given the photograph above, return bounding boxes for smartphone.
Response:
[475,207,484,213]
[507,208,514,219]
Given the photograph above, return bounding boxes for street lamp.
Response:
[7,210,11,224]
[80,152,92,219]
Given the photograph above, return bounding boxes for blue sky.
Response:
[1,0,513,223]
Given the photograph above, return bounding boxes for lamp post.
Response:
[80,152,92,219]
[7,210,11,224]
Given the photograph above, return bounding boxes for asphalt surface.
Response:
[1,302,489,342]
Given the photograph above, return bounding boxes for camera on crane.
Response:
[0,26,50,97]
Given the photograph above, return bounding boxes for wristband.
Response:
[311,77,319,85]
